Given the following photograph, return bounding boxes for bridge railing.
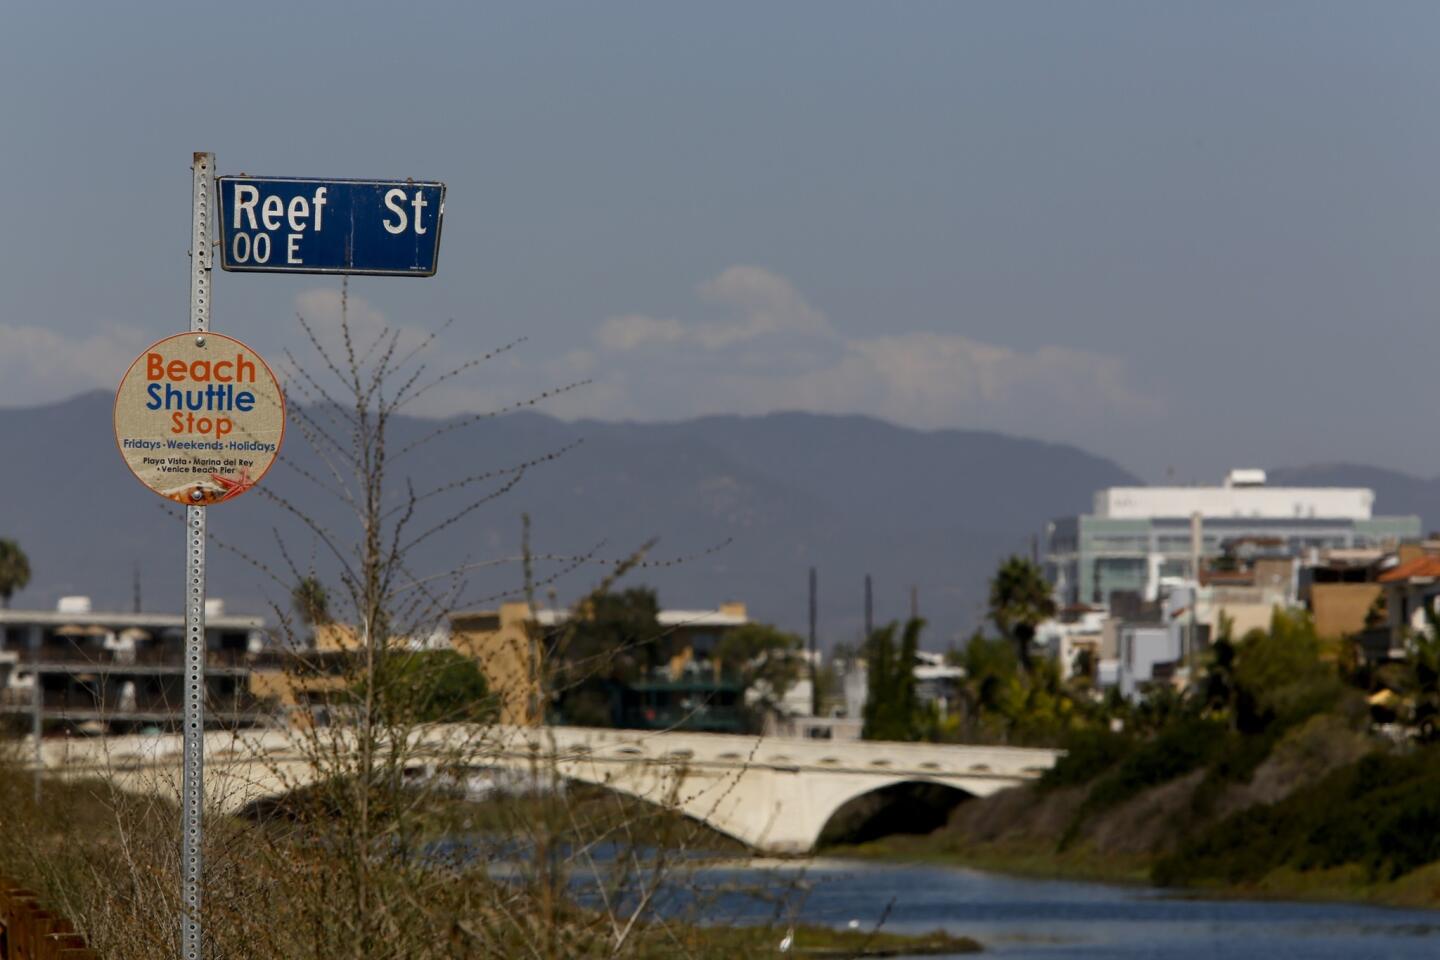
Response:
[16,648,265,669]
[0,876,97,960]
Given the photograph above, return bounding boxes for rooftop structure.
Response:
[0,598,270,732]
[525,607,749,629]
[1094,469,1375,521]
[1046,470,1419,610]
[449,601,753,730]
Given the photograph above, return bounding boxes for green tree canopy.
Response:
[0,539,31,609]
[987,556,1056,671]
[715,622,802,705]
[554,587,664,683]
[1230,608,1343,734]
[363,649,495,725]
[943,629,1095,746]
[292,575,331,628]
[955,631,1019,716]
[548,587,664,727]
[1402,605,1440,739]
[862,618,926,741]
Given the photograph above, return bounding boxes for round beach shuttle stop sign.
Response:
[114,332,285,505]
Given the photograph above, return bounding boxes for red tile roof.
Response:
[1378,555,1440,583]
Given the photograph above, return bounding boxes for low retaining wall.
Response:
[0,879,97,960]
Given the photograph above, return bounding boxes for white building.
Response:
[1035,607,1107,680]
[1046,469,1419,610]
[1094,470,1375,522]
[836,650,966,726]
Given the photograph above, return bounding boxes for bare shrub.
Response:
[3,289,816,959]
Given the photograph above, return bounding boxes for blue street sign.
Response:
[217,177,445,276]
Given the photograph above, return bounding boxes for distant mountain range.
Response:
[3,393,1433,647]
[0,392,1142,648]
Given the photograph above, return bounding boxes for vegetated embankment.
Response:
[837,710,1440,908]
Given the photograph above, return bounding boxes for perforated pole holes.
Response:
[181,151,215,960]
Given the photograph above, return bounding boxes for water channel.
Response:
[693,857,1440,958]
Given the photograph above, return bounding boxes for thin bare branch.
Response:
[398,380,591,457]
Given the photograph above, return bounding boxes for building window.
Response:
[1090,536,1147,552]
[1158,559,1189,579]
[1093,558,1147,605]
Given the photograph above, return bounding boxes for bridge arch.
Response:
[41,726,1059,854]
[813,778,973,848]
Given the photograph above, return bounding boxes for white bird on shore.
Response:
[778,927,794,953]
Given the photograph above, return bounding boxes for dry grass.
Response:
[0,292,966,958]
[0,752,982,958]
[0,747,788,960]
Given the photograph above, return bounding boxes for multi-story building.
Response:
[1303,547,1387,641]
[0,596,270,733]
[1035,606,1106,680]
[448,601,754,731]
[1045,469,1419,611]
[835,649,966,730]
[0,592,768,734]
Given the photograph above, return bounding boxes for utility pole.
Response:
[1189,511,1203,665]
[808,567,819,716]
[864,574,873,640]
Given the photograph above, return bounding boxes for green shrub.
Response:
[1155,748,1440,887]
[1266,674,1346,732]
[355,649,497,724]
[1038,729,1133,792]
[1230,610,1340,734]
[1083,717,1228,813]
[1187,729,1276,818]
[1058,717,1228,849]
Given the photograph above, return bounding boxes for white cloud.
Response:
[285,289,599,421]
[586,266,1155,438]
[292,287,431,358]
[694,265,829,346]
[2,267,1149,449]
[599,266,832,353]
[4,270,1142,448]
[740,331,1150,430]
[0,322,148,404]
[596,314,688,351]
[281,288,448,403]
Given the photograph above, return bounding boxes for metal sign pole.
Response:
[182,151,214,960]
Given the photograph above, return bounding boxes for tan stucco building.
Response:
[446,601,751,728]
[449,603,542,726]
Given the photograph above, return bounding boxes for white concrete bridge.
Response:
[36,725,1060,852]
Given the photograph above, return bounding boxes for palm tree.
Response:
[987,555,1056,671]
[0,539,31,609]
[292,575,331,628]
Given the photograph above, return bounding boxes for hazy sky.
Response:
[4,2,1440,480]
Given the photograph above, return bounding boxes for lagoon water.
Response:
[693,858,1440,959]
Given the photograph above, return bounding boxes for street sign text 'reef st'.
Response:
[218,177,445,276]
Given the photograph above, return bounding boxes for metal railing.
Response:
[0,687,271,723]
[12,648,359,673]
[16,648,252,669]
